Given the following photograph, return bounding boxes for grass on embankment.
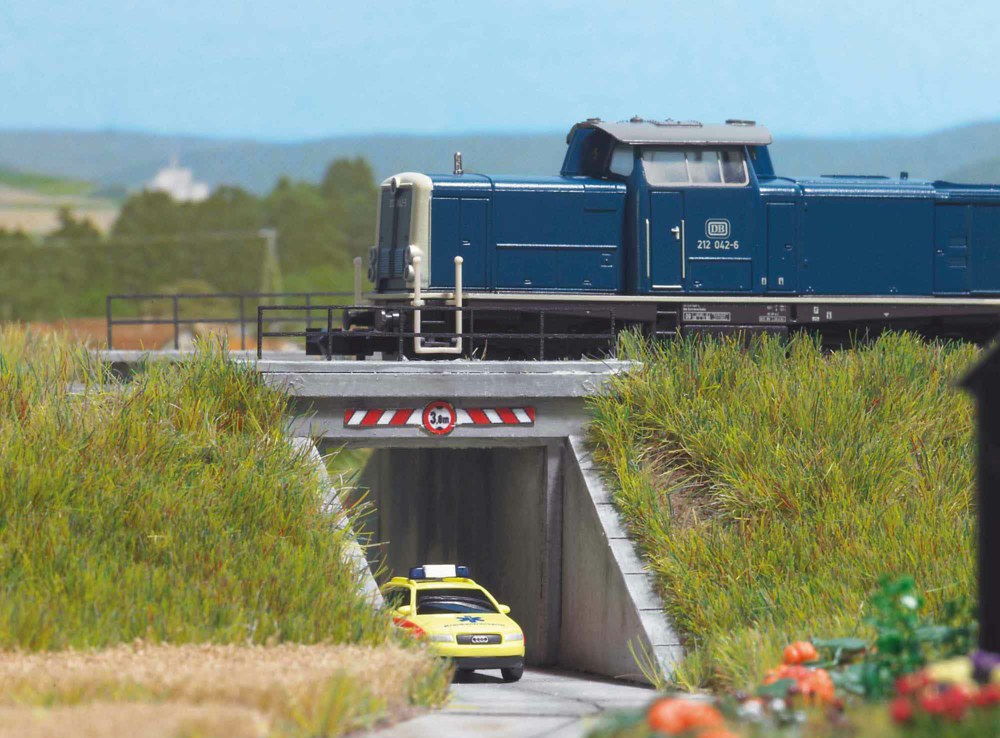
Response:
[0,327,449,735]
[589,332,978,692]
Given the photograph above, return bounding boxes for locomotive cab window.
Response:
[608,144,634,177]
[642,147,748,187]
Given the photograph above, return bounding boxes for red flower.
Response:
[919,692,946,716]
[889,697,914,724]
[940,686,969,721]
[972,684,1000,708]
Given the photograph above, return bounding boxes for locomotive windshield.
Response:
[642,147,748,186]
[378,186,413,252]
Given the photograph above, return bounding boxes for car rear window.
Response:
[416,587,498,614]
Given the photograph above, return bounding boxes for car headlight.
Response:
[505,632,524,642]
[428,634,454,643]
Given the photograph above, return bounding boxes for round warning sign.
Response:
[422,400,456,436]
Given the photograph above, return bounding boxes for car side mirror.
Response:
[499,604,511,614]
[395,605,412,616]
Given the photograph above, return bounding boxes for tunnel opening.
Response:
[320,439,678,681]
[352,445,562,666]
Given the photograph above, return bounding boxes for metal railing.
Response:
[106,291,352,350]
[257,303,618,360]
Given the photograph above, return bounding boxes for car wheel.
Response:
[501,667,523,683]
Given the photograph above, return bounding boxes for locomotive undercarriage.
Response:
[304,296,1000,360]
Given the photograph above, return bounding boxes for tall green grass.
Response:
[588,332,978,691]
[0,327,385,650]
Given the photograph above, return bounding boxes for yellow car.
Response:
[383,564,525,682]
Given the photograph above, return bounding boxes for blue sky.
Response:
[1,0,998,140]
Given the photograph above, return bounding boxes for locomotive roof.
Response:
[571,118,773,146]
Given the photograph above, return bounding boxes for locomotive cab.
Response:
[561,118,774,296]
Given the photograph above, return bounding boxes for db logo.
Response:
[422,400,456,435]
[706,219,730,238]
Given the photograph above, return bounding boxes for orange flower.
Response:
[783,641,819,665]
[763,664,836,704]
[647,698,725,734]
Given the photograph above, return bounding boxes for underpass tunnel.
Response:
[345,445,564,666]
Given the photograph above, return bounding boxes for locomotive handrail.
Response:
[256,302,617,361]
[412,254,464,356]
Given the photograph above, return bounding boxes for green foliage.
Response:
[109,158,377,280]
[818,576,977,699]
[0,233,268,320]
[0,156,377,321]
[588,332,978,691]
[0,327,388,650]
[46,206,102,241]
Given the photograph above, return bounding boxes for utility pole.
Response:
[258,228,283,295]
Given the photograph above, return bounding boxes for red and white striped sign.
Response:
[344,401,535,436]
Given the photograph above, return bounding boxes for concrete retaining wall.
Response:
[562,436,682,680]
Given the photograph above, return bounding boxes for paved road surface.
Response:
[368,668,652,738]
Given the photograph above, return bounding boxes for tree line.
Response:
[0,158,379,319]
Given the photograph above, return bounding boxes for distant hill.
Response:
[771,121,1000,184]
[0,120,998,194]
[943,156,1000,184]
[0,130,568,194]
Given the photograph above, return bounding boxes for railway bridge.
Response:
[102,353,680,684]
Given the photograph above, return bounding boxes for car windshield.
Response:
[416,587,498,614]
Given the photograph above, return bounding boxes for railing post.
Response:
[398,312,404,361]
[106,295,113,349]
[539,309,545,361]
[256,306,263,360]
[305,294,312,331]
[469,307,475,359]
[326,307,334,361]
[239,295,246,351]
[610,308,616,357]
[172,295,180,350]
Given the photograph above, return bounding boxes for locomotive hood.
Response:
[371,170,625,293]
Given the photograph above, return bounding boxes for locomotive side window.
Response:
[688,150,723,184]
[608,144,634,177]
[643,149,688,183]
[720,149,747,184]
[642,147,748,187]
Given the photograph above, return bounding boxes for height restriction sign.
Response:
[421,400,456,435]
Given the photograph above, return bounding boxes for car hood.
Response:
[411,613,521,635]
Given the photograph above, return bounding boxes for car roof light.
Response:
[409,564,470,579]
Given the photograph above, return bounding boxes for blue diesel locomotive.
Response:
[310,118,1000,358]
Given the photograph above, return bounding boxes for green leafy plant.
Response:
[816,576,977,699]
